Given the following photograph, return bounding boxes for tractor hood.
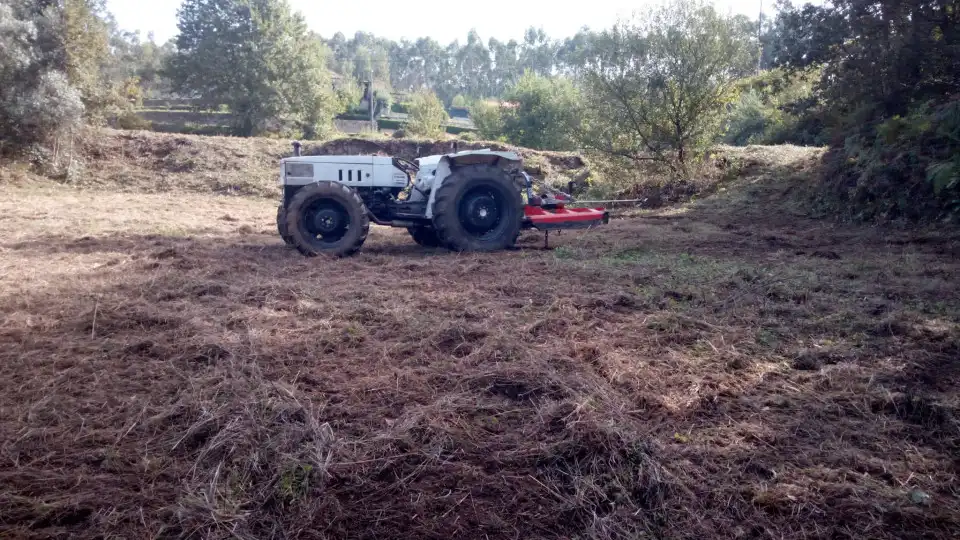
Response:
[417,149,521,169]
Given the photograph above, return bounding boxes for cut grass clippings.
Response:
[0,134,958,539]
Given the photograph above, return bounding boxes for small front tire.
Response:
[277,204,294,246]
[285,182,369,257]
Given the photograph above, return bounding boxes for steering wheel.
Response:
[392,157,419,174]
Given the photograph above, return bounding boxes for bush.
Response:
[720,69,824,147]
[403,90,448,138]
[820,100,960,221]
[723,91,775,146]
[469,100,504,141]
[501,71,579,151]
[116,111,153,131]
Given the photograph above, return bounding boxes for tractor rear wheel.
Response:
[285,182,369,257]
[407,226,441,247]
[432,164,523,252]
[277,204,294,246]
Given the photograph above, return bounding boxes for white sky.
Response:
[106,0,773,44]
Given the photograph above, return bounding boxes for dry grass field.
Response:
[0,134,958,539]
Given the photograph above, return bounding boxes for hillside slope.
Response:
[0,129,588,199]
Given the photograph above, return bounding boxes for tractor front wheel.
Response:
[284,182,369,257]
[277,204,294,246]
[431,164,523,252]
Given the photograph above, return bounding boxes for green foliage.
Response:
[821,101,960,221]
[62,0,124,120]
[469,100,504,141]
[278,463,313,504]
[403,89,448,138]
[500,71,580,151]
[721,68,824,146]
[723,91,773,146]
[168,0,344,137]
[451,94,468,108]
[116,111,151,130]
[334,77,362,115]
[0,0,84,155]
[576,0,754,176]
[774,0,960,221]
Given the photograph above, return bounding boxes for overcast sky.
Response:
[105,0,773,44]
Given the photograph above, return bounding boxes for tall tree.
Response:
[0,0,84,155]
[168,0,342,137]
[62,0,111,112]
[576,0,753,174]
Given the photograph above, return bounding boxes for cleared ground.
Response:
[0,144,958,539]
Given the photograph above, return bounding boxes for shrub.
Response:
[723,91,775,146]
[501,71,579,151]
[116,111,152,131]
[820,100,960,221]
[469,100,504,141]
[720,69,824,147]
[403,90,447,138]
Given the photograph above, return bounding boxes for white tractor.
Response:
[276,142,608,256]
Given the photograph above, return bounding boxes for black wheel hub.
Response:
[312,207,343,233]
[460,189,502,235]
[304,201,349,244]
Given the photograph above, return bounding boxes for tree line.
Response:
[2,0,957,220]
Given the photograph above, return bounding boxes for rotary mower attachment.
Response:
[521,188,610,248]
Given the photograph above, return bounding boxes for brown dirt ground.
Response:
[0,140,958,539]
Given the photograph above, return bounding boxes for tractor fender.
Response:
[425,151,522,218]
[425,158,454,219]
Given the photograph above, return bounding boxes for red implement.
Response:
[522,204,610,230]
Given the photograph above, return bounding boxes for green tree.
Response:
[62,0,112,114]
[500,71,579,150]
[168,0,342,137]
[404,89,448,137]
[576,0,753,175]
[469,100,504,141]
[772,0,960,220]
[0,0,84,155]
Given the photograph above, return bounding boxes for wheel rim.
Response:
[301,199,350,245]
[458,184,508,239]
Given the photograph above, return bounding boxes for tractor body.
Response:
[276,145,608,256]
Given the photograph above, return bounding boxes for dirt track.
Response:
[1,149,958,539]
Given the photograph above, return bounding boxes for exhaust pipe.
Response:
[292,141,302,157]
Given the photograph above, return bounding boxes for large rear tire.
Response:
[432,165,523,252]
[277,204,294,246]
[407,226,442,247]
[285,182,369,257]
